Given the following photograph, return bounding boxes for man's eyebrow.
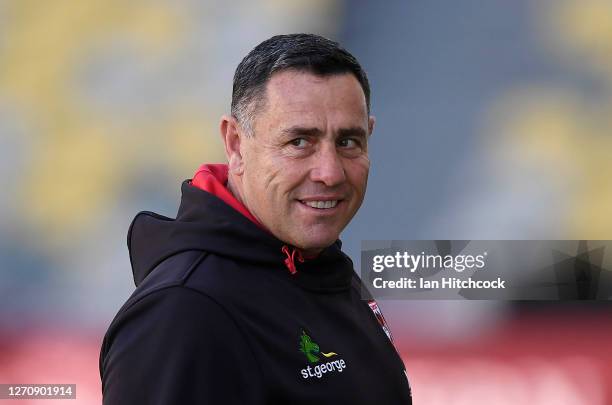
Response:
[281,126,368,138]
[337,127,367,138]
[280,126,324,137]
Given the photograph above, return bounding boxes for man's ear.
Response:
[220,115,244,175]
[368,115,376,136]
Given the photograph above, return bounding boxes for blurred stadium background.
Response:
[0,0,611,403]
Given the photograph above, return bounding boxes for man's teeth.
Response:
[303,200,339,209]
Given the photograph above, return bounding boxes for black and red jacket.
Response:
[99,164,412,404]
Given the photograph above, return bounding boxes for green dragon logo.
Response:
[299,330,337,363]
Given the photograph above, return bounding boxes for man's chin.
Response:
[294,234,340,256]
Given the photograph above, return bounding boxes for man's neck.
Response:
[226,176,245,207]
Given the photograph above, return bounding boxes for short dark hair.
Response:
[231,33,371,135]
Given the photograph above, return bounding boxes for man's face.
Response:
[237,70,373,255]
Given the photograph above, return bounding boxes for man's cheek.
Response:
[346,155,369,172]
[347,164,369,194]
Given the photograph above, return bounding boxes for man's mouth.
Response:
[300,200,339,209]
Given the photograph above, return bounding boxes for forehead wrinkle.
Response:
[260,71,369,139]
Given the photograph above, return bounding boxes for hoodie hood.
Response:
[127,166,355,292]
[191,163,264,228]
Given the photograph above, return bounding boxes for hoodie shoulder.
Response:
[120,250,208,316]
[100,284,266,404]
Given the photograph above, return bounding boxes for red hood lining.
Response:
[191,163,265,229]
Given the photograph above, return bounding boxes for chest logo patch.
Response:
[298,330,346,379]
[299,331,337,363]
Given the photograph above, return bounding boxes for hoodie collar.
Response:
[191,163,316,272]
[127,165,355,292]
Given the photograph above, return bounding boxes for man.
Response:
[100,33,412,404]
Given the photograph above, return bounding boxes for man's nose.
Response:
[310,143,346,186]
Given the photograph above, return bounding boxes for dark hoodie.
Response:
[99,164,412,404]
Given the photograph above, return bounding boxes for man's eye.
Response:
[290,138,308,148]
[338,138,359,148]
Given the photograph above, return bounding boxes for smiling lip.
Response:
[298,197,344,210]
